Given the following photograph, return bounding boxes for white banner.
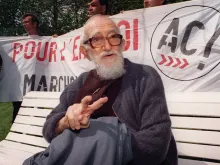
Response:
[0,0,220,102]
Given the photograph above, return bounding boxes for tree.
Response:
[0,0,21,36]
[0,0,189,36]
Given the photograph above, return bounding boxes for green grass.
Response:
[0,102,12,141]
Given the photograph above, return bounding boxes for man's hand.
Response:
[56,96,108,134]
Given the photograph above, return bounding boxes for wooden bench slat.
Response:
[15,115,46,126]
[11,123,43,136]
[171,116,220,131]
[179,158,220,165]
[0,144,34,165]
[177,142,220,160]
[24,91,61,99]
[173,129,220,145]
[168,103,220,117]
[18,108,52,117]
[166,92,220,103]
[6,132,49,148]
[0,140,45,153]
[22,98,59,108]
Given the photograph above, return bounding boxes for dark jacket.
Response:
[0,54,2,71]
[43,59,178,165]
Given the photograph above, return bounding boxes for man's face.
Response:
[85,19,123,68]
[144,0,164,8]
[83,17,125,80]
[22,16,36,35]
[88,0,106,17]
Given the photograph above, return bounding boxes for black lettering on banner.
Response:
[64,76,69,88]
[70,76,75,83]
[158,35,168,50]
[204,27,220,58]
[158,18,179,53]
[23,74,77,94]
[151,5,220,81]
[181,21,205,55]
[50,76,58,91]
[165,18,179,36]
[23,74,36,95]
[37,75,48,91]
[58,76,64,92]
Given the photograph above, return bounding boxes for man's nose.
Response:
[103,38,112,51]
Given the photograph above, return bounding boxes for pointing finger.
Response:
[89,97,108,110]
[81,96,92,109]
[82,97,108,116]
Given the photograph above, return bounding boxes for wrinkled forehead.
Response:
[84,17,119,38]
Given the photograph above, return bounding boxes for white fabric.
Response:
[0,0,220,101]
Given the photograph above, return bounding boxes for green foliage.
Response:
[0,0,189,36]
[0,103,12,141]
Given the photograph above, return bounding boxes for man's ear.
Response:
[80,46,91,61]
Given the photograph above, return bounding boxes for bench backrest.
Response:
[2,92,220,165]
[167,92,220,165]
[1,92,60,153]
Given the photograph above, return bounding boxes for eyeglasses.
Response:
[83,34,123,48]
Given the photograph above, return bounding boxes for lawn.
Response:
[0,102,12,141]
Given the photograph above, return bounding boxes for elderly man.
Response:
[144,0,168,8]
[24,15,177,165]
[88,0,108,17]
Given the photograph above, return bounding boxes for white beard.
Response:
[88,50,126,80]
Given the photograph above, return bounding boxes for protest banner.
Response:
[0,0,220,102]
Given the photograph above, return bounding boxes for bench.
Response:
[0,91,219,165]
